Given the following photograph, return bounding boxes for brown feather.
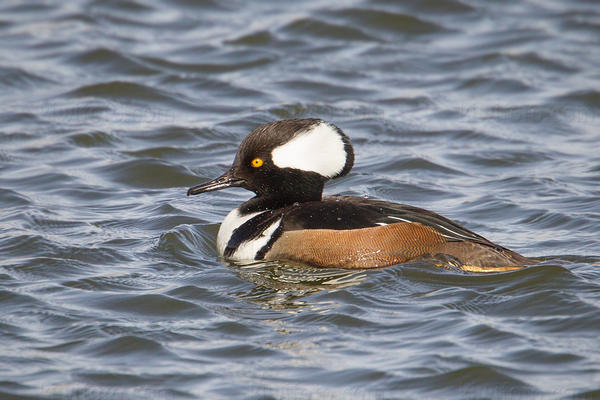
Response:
[266,222,534,270]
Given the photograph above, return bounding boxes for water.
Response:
[1,0,599,398]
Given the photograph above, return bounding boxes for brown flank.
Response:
[266,222,532,270]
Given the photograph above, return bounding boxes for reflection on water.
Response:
[232,260,368,311]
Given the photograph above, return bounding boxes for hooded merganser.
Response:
[187,119,534,272]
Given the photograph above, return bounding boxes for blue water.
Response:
[1,0,599,399]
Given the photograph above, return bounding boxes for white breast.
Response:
[231,217,282,261]
[216,208,282,261]
[216,208,262,256]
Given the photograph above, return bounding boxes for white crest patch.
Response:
[271,121,347,178]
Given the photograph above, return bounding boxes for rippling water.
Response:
[1,0,599,399]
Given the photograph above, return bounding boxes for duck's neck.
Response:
[239,186,324,214]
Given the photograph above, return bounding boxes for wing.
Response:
[280,195,496,246]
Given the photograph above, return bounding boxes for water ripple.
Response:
[331,8,448,37]
[282,18,377,42]
[67,47,159,76]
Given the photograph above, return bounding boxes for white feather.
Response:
[388,216,411,223]
[216,208,262,256]
[271,121,346,178]
[231,217,282,260]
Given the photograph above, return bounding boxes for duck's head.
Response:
[187,119,354,206]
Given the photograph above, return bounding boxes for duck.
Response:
[187,118,534,272]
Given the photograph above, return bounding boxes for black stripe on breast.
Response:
[224,210,284,258]
[255,223,284,260]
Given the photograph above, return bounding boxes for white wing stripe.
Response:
[387,216,411,223]
[387,215,476,240]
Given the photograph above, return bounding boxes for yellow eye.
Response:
[251,158,263,168]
